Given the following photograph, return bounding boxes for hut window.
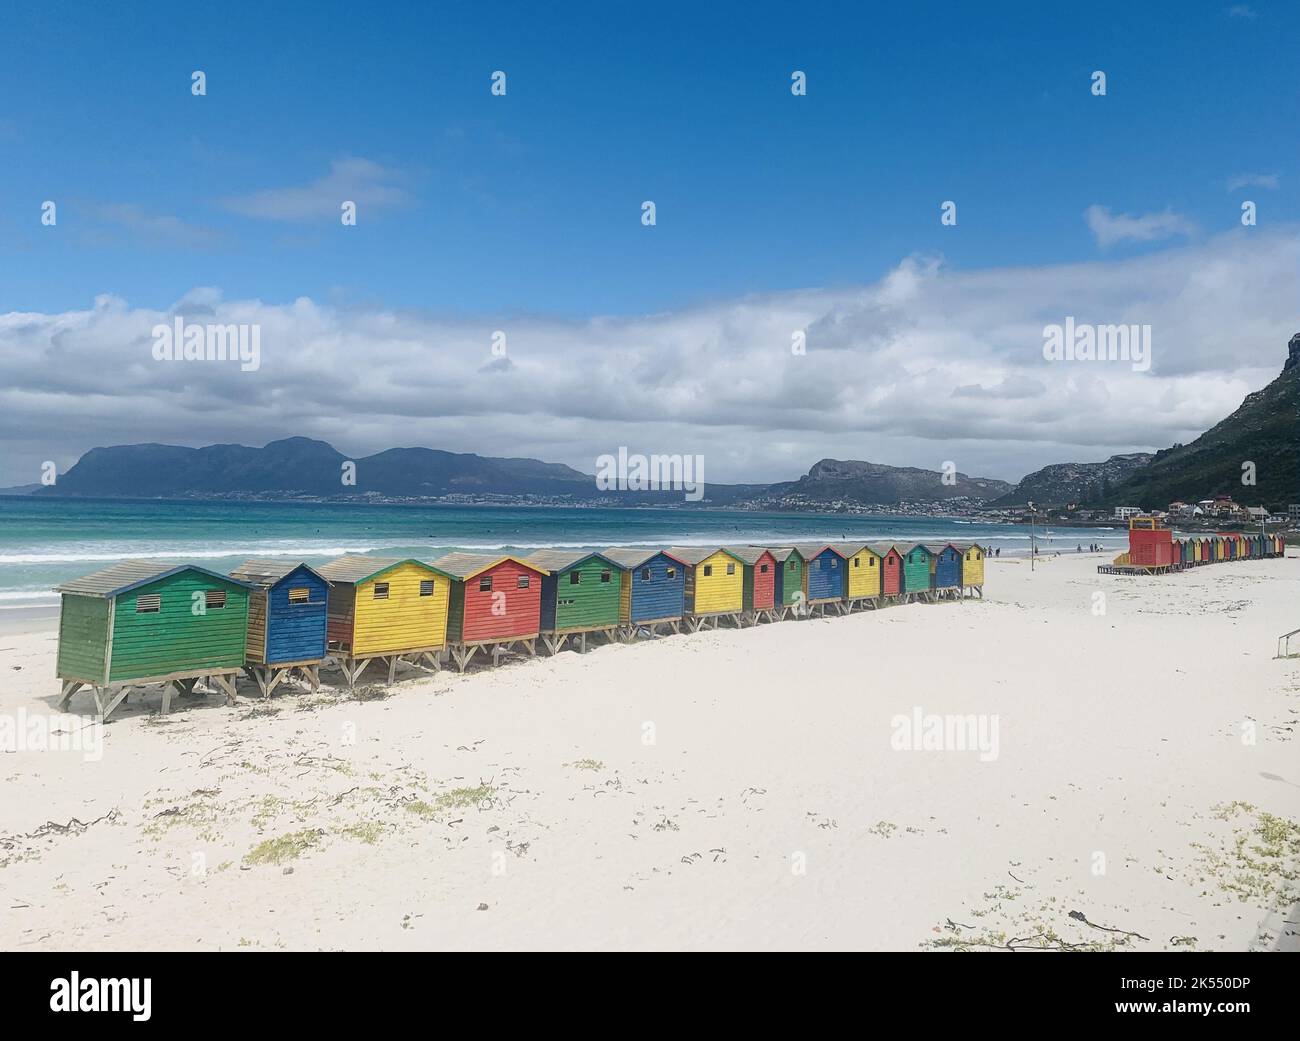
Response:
[869,558,876,567]
[829,559,838,568]
[516,575,529,589]
[703,565,713,577]
[640,567,651,581]
[666,567,676,579]
[479,576,493,593]
[205,590,227,610]
[726,563,735,575]
[288,587,310,604]
[811,560,820,570]
[760,564,769,574]
[135,594,161,613]
[419,580,434,597]
[373,583,390,600]
[569,571,581,585]
[788,561,795,572]
[600,570,611,583]
[853,558,860,568]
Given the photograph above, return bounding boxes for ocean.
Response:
[0,496,1127,610]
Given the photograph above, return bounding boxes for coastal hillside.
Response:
[1103,334,1299,509]
[753,458,1013,507]
[992,454,1153,507]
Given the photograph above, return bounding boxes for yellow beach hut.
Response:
[954,543,985,597]
[316,555,453,687]
[832,542,883,611]
[667,547,746,631]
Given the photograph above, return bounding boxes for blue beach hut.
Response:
[793,544,848,615]
[602,548,687,638]
[229,559,330,696]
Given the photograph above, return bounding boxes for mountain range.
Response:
[10,335,1297,511]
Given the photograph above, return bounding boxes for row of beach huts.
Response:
[1100,516,1287,575]
[54,541,987,720]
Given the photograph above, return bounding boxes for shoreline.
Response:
[2,553,1297,951]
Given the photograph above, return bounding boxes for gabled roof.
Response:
[901,542,936,557]
[316,554,451,585]
[229,558,327,589]
[765,546,806,563]
[830,541,875,558]
[429,552,545,581]
[600,547,686,569]
[867,542,903,558]
[523,549,626,575]
[55,560,255,598]
[721,545,776,566]
[666,546,747,567]
[793,543,847,560]
[921,542,960,556]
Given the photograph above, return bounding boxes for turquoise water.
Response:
[0,496,1125,607]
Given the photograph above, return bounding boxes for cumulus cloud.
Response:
[89,203,222,248]
[220,158,412,221]
[0,229,1296,487]
[1086,205,1196,248]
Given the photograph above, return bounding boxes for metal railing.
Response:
[1278,628,1300,659]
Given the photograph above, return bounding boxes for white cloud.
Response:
[0,229,1296,487]
[1086,205,1196,248]
[221,158,412,221]
[1226,173,1278,192]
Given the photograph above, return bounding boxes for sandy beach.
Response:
[1,551,1297,952]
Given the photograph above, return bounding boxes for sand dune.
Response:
[1,552,1297,951]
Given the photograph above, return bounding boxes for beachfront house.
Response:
[869,543,906,600]
[833,542,883,610]
[767,547,807,618]
[668,547,746,630]
[55,561,254,720]
[316,555,453,686]
[900,544,937,602]
[924,543,964,600]
[722,546,778,624]
[601,548,687,638]
[229,559,330,697]
[793,544,849,615]
[432,553,546,671]
[524,550,627,653]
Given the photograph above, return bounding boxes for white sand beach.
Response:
[2,552,1298,952]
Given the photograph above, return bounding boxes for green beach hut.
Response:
[524,549,627,653]
[55,560,254,720]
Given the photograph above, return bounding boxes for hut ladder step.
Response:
[1278,627,1300,659]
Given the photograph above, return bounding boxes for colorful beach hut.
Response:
[55,561,254,720]
[723,546,778,625]
[229,559,329,697]
[955,543,985,597]
[901,544,937,603]
[524,550,627,654]
[924,543,964,600]
[602,548,687,638]
[793,544,849,615]
[317,555,453,687]
[869,543,906,601]
[767,547,807,618]
[667,547,746,630]
[432,552,546,671]
[832,542,883,611]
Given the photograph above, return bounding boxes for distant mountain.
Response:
[1102,334,1299,510]
[755,458,1013,505]
[992,453,1154,508]
[0,483,41,496]
[37,437,765,504]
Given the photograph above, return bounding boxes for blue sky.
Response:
[0,1,1296,489]
[2,0,1293,315]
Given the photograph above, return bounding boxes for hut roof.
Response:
[765,546,805,563]
[921,542,958,555]
[316,554,449,585]
[666,546,747,567]
[523,550,625,575]
[793,543,846,560]
[429,552,543,581]
[229,559,326,588]
[55,560,255,598]
[867,542,902,558]
[721,545,775,565]
[830,541,872,557]
[600,547,686,569]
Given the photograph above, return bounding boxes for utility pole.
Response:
[1028,500,1036,572]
